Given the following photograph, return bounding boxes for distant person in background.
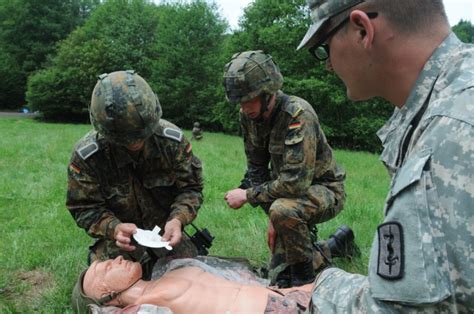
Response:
[192,121,203,140]
[66,70,203,278]
[222,50,355,288]
[297,0,473,311]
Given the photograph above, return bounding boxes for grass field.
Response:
[0,117,389,312]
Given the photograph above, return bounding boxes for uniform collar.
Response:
[111,134,161,168]
[377,32,462,173]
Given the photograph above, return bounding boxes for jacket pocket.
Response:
[369,148,451,304]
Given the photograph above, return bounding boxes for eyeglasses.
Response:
[309,12,378,61]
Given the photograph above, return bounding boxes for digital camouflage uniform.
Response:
[67,118,203,264]
[309,33,474,313]
[241,91,346,271]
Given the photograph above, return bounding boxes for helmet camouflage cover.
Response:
[223,50,283,104]
[90,70,162,146]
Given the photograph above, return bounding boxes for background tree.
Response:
[16,1,473,151]
[212,0,392,151]
[150,0,227,129]
[0,0,99,109]
[27,0,161,121]
[452,20,474,43]
[26,0,227,126]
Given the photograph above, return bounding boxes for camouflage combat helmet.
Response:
[193,122,200,127]
[223,50,283,104]
[90,70,162,146]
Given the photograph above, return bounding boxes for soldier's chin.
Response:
[248,113,261,120]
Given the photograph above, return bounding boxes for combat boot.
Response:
[327,225,360,259]
[290,261,315,287]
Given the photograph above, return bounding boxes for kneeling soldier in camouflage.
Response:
[66,70,203,278]
[223,51,356,287]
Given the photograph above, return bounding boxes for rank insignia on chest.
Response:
[185,143,192,154]
[377,222,404,280]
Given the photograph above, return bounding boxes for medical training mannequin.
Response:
[72,256,313,313]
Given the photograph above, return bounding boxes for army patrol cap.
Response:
[223,50,283,104]
[90,70,162,146]
[297,0,365,50]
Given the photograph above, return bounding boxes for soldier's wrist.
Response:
[245,188,259,207]
[168,213,187,228]
[106,217,122,240]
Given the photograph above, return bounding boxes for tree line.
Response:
[1,0,472,151]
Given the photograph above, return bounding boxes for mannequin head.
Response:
[71,256,142,312]
[83,256,142,300]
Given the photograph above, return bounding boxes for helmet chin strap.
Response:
[255,93,273,122]
[97,276,141,306]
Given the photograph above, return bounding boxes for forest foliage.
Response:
[0,0,472,151]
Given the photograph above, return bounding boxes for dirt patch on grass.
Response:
[1,270,55,309]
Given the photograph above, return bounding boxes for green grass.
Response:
[0,118,389,312]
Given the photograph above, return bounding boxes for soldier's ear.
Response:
[350,10,375,50]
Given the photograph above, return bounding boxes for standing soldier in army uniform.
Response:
[298,0,474,312]
[66,70,203,278]
[223,51,354,288]
[192,122,203,140]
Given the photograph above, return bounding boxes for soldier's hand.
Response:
[162,218,182,246]
[267,220,276,253]
[114,223,137,251]
[224,188,247,209]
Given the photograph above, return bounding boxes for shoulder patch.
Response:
[185,143,192,154]
[292,106,303,118]
[163,127,183,142]
[285,133,304,145]
[68,163,81,174]
[288,121,302,130]
[77,142,99,160]
[377,222,404,280]
[282,96,305,118]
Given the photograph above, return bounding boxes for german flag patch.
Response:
[288,121,302,130]
[185,143,193,154]
[69,163,81,174]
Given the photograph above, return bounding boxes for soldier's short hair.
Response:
[360,0,448,34]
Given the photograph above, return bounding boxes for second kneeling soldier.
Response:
[223,51,352,287]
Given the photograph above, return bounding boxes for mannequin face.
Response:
[83,256,142,300]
